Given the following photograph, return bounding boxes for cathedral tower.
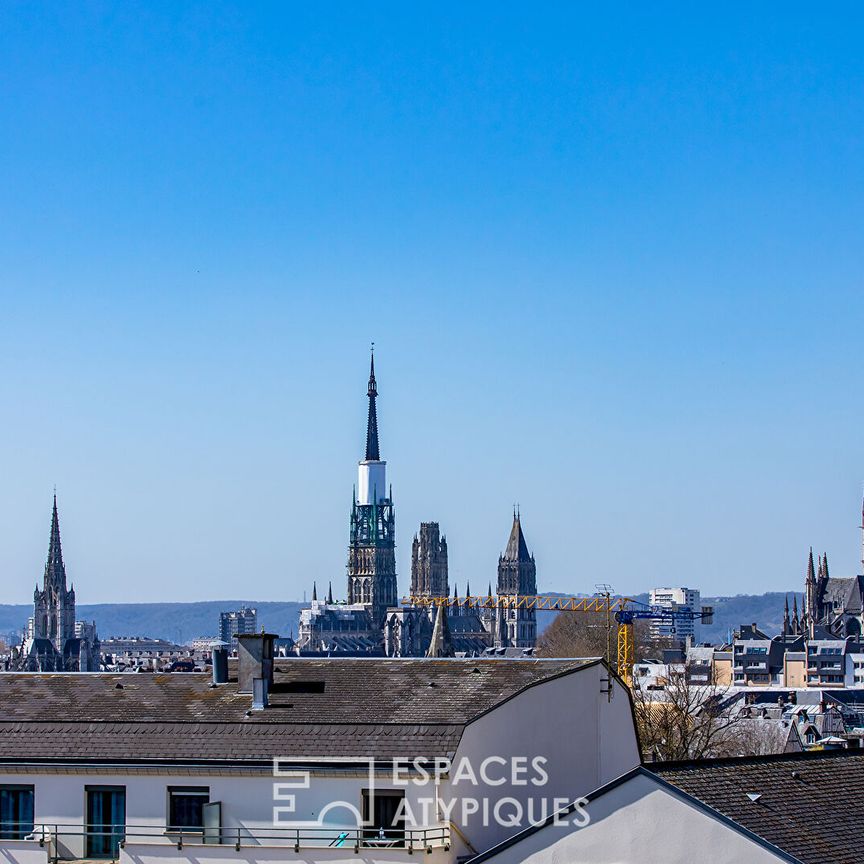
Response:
[33,495,76,653]
[496,510,537,648]
[347,350,398,627]
[410,522,449,598]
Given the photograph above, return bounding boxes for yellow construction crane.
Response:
[405,593,713,686]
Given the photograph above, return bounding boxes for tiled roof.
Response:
[0,657,592,764]
[652,749,864,864]
[0,722,464,761]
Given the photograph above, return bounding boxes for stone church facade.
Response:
[782,502,864,640]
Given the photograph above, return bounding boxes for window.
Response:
[86,786,125,859]
[361,790,405,845]
[168,787,210,831]
[0,786,34,840]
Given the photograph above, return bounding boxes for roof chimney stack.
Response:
[209,640,229,685]
[237,632,276,695]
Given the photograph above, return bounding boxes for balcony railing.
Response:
[4,822,451,862]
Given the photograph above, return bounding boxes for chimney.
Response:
[210,640,229,685]
[237,632,277,695]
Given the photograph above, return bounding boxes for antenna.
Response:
[594,584,615,701]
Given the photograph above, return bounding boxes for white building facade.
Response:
[648,587,701,642]
[0,649,639,864]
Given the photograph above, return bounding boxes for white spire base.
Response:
[358,460,387,505]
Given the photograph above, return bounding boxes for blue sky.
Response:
[0,3,862,603]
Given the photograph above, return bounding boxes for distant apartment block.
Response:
[219,606,258,645]
[649,587,701,643]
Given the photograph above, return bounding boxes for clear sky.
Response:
[1,3,862,604]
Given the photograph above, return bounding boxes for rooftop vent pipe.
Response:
[210,640,229,685]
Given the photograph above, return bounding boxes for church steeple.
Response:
[860,491,864,573]
[804,547,817,638]
[348,349,397,627]
[44,493,67,590]
[365,348,380,462]
[496,510,537,648]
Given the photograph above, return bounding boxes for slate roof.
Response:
[652,749,864,864]
[0,657,592,765]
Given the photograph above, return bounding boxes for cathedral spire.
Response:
[861,491,864,573]
[44,493,67,589]
[792,594,800,635]
[327,581,334,604]
[783,595,790,636]
[365,347,380,461]
[312,581,318,602]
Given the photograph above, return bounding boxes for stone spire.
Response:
[365,348,380,462]
[792,594,800,635]
[426,603,453,657]
[821,552,830,583]
[44,493,67,590]
[783,595,790,637]
[804,547,816,638]
[312,581,318,602]
[327,581,334,604]
[861,492,864,573]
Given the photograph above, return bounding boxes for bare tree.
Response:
[634,664,747,761]
[537,611,653,670]
[536,610,610,660]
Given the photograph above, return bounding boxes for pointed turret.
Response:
[792,595,800,635]
[503,513,532,562]
[821,552,830,583]
[783,595,790,637]
[860,491,864,573]
[426,603,453,658]
[312,581,318,602]
[804,546,817,636]
[365,349,380,462]
[44,493,67,590]
[327,581,334,604]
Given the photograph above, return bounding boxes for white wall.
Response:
[0,769,446,855]
[477,772,787,864]
[0,840,49,864]
[441,664,640,855]
[121,842,451,864]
